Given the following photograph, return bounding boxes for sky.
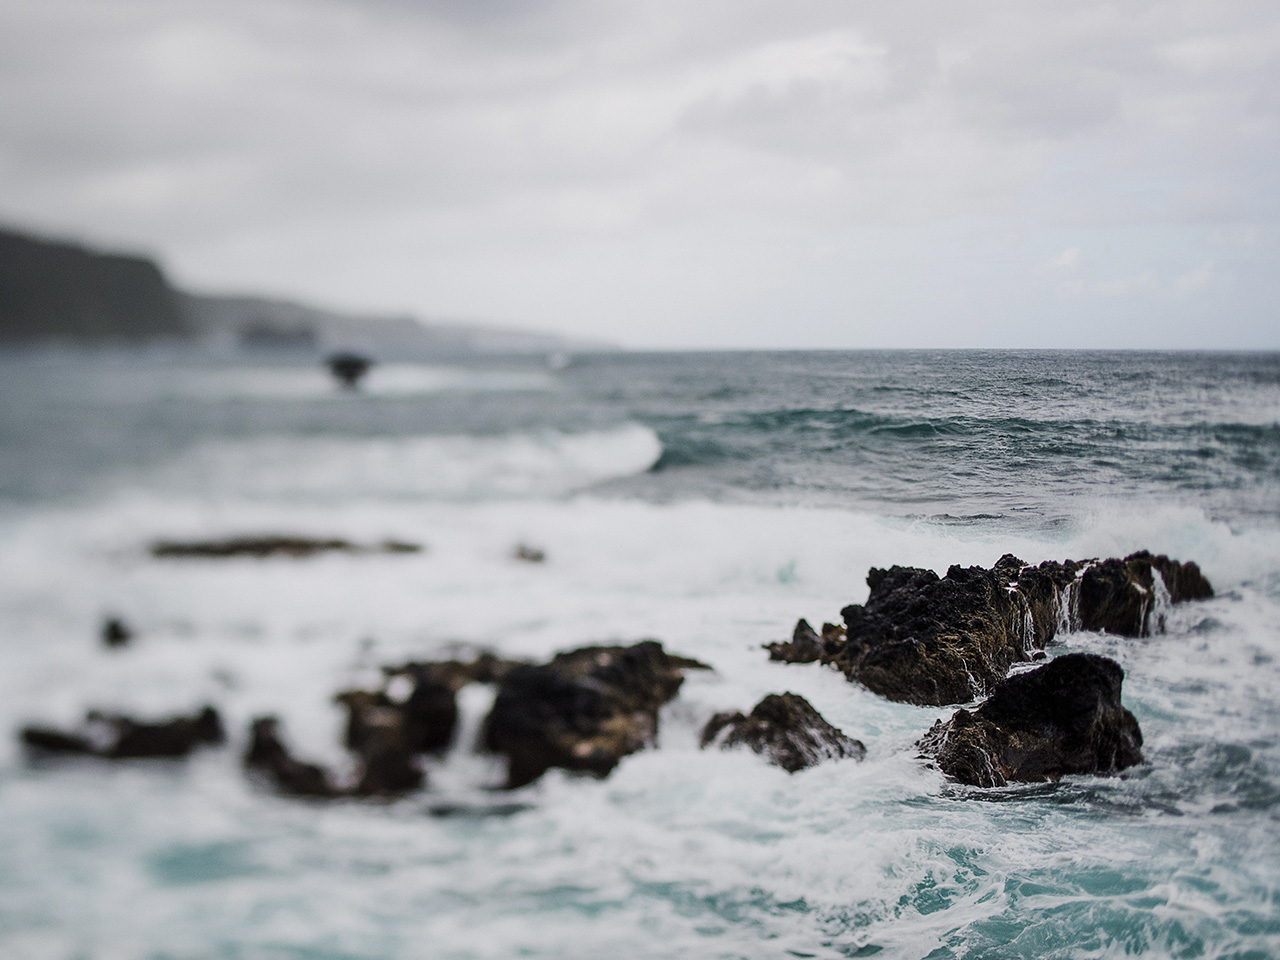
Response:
[1,0,1277,349]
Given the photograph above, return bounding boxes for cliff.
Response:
[0,224,612,354]
[0,228,186,342]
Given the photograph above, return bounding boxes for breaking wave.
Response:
[148,423,664,502]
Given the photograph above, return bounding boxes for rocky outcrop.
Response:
[700,692,865,772]
[150,535,422,559]
[1077,550,1214,636]
[21,706,224,759]
[918,653,1143,787]
[483,640,711,788]
[773,552,1212,706]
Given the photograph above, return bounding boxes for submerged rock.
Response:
[483,640,711,788]
[700,692,865,772]
[918,653,1144,787]
[150,535,422,559]
[21,705,225,759]
[783,551,1211,706]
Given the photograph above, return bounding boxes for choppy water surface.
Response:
[0,348,1277,959]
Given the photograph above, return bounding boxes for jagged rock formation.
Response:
[918,653,1144,787]
[483,641,711,788]
[700,692,865,772]
[769,551,1212,706]
[21,706,224,759]
[0,228,186,341]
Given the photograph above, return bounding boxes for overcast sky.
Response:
[1,0,1277,348]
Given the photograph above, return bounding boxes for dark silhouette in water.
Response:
[326,352,374,389]
[100,616,132,649]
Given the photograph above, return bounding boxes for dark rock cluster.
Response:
[240,641,711,797]
[768,551,1212,706]
[16,548,1214,796]
[21,706,225,759]
[701,692,865,772]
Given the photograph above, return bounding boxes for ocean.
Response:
[0,348,1277,959]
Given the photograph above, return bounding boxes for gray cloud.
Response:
[0,0,1276,346]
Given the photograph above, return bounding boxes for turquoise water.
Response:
[0,348,1276,958]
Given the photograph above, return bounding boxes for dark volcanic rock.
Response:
[700,692,865,772]
[483,640,711,788]
[765,619,824,663]
[1078,550,1214,637]
[21,705,224,759]
[918,653,1144,787]
[244,716,338,798]
[792,551,1212,706]
[150,535,422,559]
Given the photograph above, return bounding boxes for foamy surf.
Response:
[0,349,1277,959]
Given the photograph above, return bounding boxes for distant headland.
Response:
[0,224,612,355]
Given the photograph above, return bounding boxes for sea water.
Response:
[0,348,1277,959]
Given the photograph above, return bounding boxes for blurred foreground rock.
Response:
[701,692,865,772]
[150,535,422,559]
[21,706,224,759]
[484,640,711,788]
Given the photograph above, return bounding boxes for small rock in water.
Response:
[326,352,373,389]
[483,640,712,788]
[764,618,823,663]
[21,705,225,760]
[100,616,132,649]
[917,652,1144,788]
[513,543,546,563]
[700,692,865,772]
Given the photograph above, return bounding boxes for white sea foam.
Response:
[1,488,1278,957]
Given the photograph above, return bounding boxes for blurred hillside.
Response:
[0,225,611,354]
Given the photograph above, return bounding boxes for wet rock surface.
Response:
[701,692,865,772]
[484,640,711,788]
[918,653,1144,787]
[773,551,1212,706]
[150,535,423,559]
[21,706,225,759]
